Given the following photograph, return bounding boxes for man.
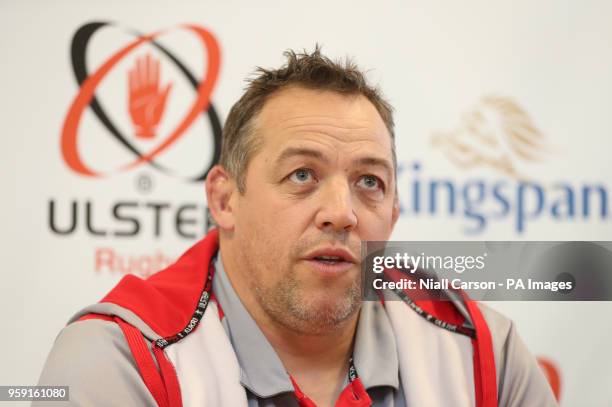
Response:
[37,48,557,406]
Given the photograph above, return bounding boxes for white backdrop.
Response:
[2,1,612,405]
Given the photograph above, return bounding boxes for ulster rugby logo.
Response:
[431,96,551,178]
[61,22,222,182]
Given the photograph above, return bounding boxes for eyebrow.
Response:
[275,147,393,179]
[276,147,329,164]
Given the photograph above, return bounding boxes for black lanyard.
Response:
[154,260,215,349]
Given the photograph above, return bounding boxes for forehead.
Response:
[253,86,392,157]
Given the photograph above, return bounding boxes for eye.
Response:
[289,168,316,184]
[356,175,383,191]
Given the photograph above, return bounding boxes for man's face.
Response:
[231,86,398,334]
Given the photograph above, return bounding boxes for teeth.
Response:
[316,256,342,261]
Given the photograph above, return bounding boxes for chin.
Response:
[300,290,361,325]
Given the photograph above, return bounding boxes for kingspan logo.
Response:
[398,96,610,234]
[49,22,223,277]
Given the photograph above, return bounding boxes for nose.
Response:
[314,177,358,232]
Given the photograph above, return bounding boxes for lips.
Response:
[303,247,358,275]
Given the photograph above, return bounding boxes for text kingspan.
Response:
[398,161,610,234]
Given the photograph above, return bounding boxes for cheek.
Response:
[235,196,300,268]
[356,205,396,241]
[244,186,314,232]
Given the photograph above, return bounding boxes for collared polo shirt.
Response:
[213,255,407,406]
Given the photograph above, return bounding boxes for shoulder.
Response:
[35,319,157,406]
[476,303,558,406]
[477,302,513,347]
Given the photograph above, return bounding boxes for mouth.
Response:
[303,248,358,275]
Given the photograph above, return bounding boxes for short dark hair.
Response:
[220,46,395,192]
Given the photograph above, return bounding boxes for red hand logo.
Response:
[128,53,172,139]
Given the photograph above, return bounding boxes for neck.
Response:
[260,309,358,373]
[264,313,358,407]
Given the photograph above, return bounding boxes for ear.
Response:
[205,165,237,230]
